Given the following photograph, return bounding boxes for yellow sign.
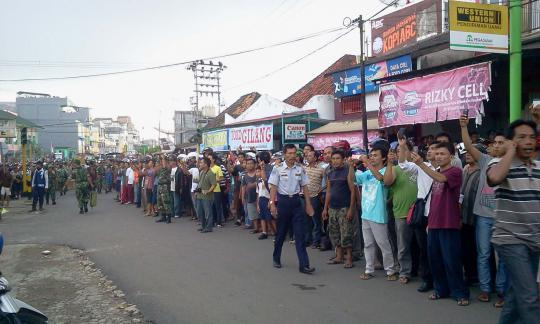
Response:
[449,1,508,53]
[202,130,228,151]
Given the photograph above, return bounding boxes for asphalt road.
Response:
[0,192,500,324]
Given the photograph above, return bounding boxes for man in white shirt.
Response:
[188,156,200,221]
[125,162,134,204]
[398,137,437,293]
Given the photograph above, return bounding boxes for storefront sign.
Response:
[307,131,379,150]
[229,124,273,151]
[449,1,508,54]
[332,55,412,98]
[378,62,491,128]
[371,0,441,56]
[284,124,306,141]
[0,120,16,138]
[202,129,228,151]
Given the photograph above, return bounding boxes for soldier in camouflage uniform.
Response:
[156,155,172,224]
[96,162,105,194]
[57,163,69,196]
[72,159,91,214]
[45,164,58,205]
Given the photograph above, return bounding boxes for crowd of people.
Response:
[3,115,538,323]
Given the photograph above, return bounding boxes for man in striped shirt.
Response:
[487,119,540,324]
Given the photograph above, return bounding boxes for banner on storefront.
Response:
[378,62,491,128]
[449,1,508,54]
[307,131,379,150]
[202,129,228,151]
[332,55,412,98]
[371,0,441,57]
[284,124,306,141]
[229,124,273,151]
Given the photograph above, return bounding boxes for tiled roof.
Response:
[205,92,261,129]
[284,54,358,108]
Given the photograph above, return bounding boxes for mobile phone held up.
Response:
[462,108,469,118]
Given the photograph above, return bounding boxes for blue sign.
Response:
[332,55,412,98]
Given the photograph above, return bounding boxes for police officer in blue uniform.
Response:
[269,144,315,274]
[31,161,48,212]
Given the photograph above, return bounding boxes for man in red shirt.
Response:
[412,141,470,306]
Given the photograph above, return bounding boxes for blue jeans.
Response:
[197,198,213,231]
[310,196,322,245]
[134,185,141,207]
[476,215,507,294]
[428,229,469,299]
[212,191,224,225]
[169,191,182,217]
[495,244,540,324]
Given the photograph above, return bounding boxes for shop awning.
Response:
[308,118,379,134]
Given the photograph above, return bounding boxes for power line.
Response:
[226,27,356,90]
[0,26,347,82]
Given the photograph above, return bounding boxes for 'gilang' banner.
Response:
[228,124,273,151]
[378,62,491,128]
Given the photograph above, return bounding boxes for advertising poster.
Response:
[202,130,228,151]
[378,62,492,128]
[371,0,441,57]
[307,131,379,150]
[449,1,508,54]
[284,124,306,141]
[332,55,412,98]
[229,124,273,151]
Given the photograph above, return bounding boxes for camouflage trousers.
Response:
[156,184,171,215]
[76,183,89,209]
[46,185,56,204]
[328,207,354,248]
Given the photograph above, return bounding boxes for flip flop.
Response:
[327,259,343,265]
[429,293,442,300]
[344,263,354,269]
[457,298,470,306]
[360,272,374,280]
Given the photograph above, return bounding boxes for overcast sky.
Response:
[0,0,399,139]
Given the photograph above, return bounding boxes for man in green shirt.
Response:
[197,157,217,233]
[383,143,418,284]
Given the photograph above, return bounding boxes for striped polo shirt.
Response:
[305,163,325,198]
[490,158,540,251]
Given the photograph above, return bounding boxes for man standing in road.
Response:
[323,149,356,269]
[269,144,315,274]
[197,157,217,233]
[355,146,398,281]
[45,164,58,205]
[73,159,90,214]
[57,162,68,196]
[487,120,540,323]
[460,116,507,306]
[383,145,418,284]
[155,155,172,224]
[305,150,326,249]
[31,161,48,212]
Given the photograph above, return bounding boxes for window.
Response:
[341,96,362,115]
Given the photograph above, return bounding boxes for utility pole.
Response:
[346,0,399,152]
[509,0,522,122]
[358,14,368,152]
[187,60,227,116]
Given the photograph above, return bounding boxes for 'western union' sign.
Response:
[449,1,508,54]
[457,7,502,25]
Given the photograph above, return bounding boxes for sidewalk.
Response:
[0,243,148,324]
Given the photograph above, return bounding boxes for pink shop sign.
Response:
[307,131,379,150]
[378,62,491,128]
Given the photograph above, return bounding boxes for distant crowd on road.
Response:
[7,116,540,323]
